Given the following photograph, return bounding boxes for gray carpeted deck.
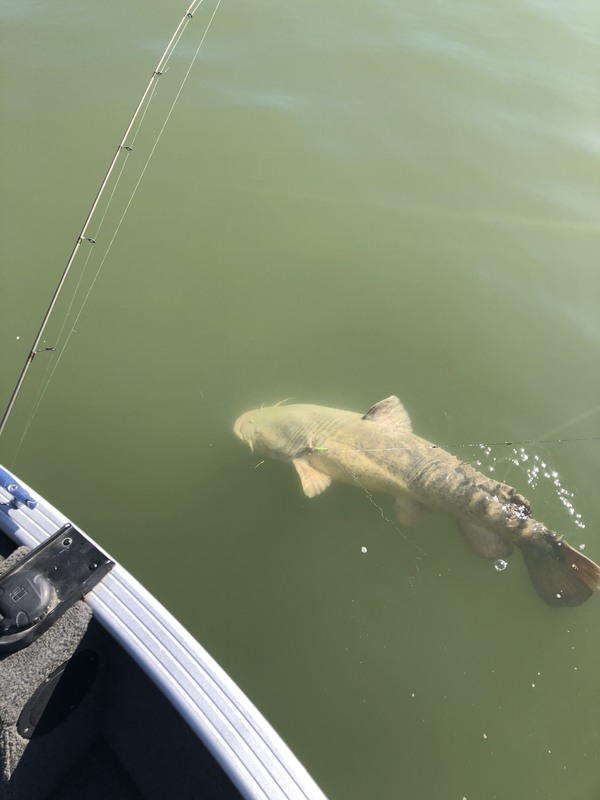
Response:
[0,535,243,800]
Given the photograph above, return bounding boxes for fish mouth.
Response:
[233,411,254,451]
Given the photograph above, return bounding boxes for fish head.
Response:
[233,405,302,460]
[233,410,259,451]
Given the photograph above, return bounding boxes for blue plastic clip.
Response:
[0,467,38,510]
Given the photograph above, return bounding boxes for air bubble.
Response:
[494,559,508,572]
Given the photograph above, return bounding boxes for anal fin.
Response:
[458,518,514,559]
[394,494,429,526]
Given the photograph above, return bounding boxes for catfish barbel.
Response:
[234,395,600,607]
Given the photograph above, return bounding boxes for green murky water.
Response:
[1,1,599,797]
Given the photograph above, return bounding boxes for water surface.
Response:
[1,1,599,797]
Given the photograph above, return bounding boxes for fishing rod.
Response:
[0,0,210,441]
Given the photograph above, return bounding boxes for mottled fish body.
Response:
[234,396,600,607]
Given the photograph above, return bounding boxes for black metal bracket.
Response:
[0,524,114,653]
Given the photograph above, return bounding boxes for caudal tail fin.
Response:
[518,530,600,607]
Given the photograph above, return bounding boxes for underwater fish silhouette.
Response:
[234,395,600,607]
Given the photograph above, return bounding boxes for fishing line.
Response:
[51,0,223,378]
[330,441,587,549]
[267,400,600,451]
[2,0,222,456]
[309,435,600,456]
[448,436,600,450]
[535,403,600,442]
[17,94,156,456]
[12,152,135,460]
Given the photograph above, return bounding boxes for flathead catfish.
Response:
[234,395,600,607]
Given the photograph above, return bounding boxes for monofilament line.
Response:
[13,0,223,460]
[0,0,217,443]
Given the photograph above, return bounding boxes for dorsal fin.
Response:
[362,396,412,432]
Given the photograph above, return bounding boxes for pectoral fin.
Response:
[292,458,332,498]
[458,518,514,559]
